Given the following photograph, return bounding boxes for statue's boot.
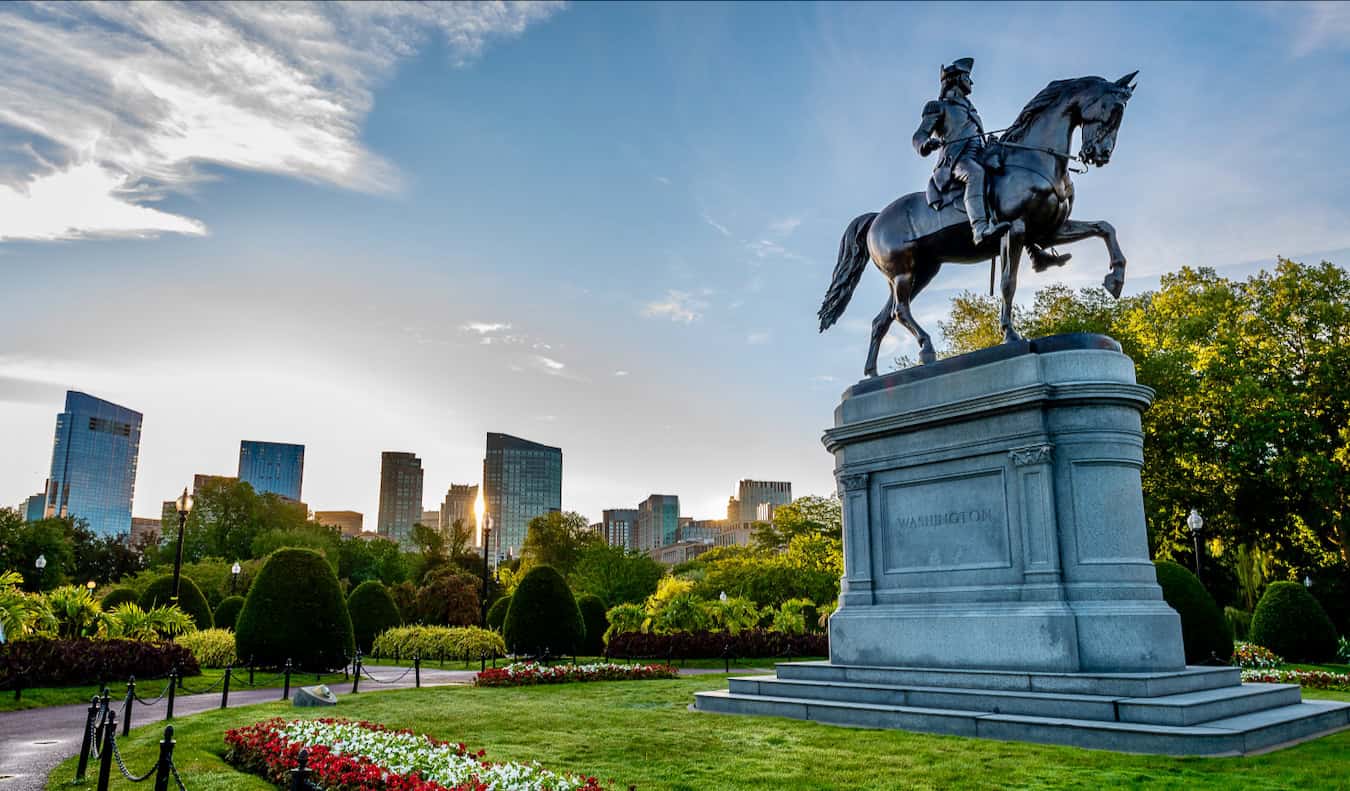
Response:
[964,168,1011,245]
[1030,245,1072,272]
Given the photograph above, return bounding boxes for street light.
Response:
[172,487,194,603]
[1186,508,1204,581]
[85,580,96,593]
[35,553,46,590]
[1304,575,1313,589]
[231,561,242,595]
[475,489,491,628]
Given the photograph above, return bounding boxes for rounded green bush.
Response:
[502,566,583,657]
[174,628,238,668]
[576,594,608,655]
[1250,580,1338,662]
[140,575,213,629]
[486,595,511,632]
[213,596,245,631]
[100,587,140,612]
[235,548,354,670]
[348,580,402,653]
[1154,561,1232,664]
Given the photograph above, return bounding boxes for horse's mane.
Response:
[1001,76,1104,143]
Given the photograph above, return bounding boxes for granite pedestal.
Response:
[694,335,1349,753]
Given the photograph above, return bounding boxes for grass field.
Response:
[45,676,1350,791]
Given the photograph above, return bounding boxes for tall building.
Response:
[315,510,363,537]
[482,433,562,561]
[377,452,424,549]
[21,492,45,522]
[237,441,305,501]
[599,508,639,550]
[129,517,161,549]
[636,494,680,552]
[192,474,235,495]
[44,391,142,537]
[735,480,792,526]
[419,509,440,533]
[441,484,479,545]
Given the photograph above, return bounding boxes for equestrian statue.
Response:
[818,58,1138,376]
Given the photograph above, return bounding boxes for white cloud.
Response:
[655,176,671,185]
[642,290,707,323]
[747,331,771,345]
[536,355,565,371]
[0,2,563,241]
[1278,1,1350,55]
[769,216,802,235]
[461,321,512,334]
[700,211,732,237]
[613,370,629,377]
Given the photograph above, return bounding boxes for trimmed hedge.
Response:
[370,626,505,661]
[577,594,608,655]
[214,596,245,632]
[236,548,354,670]
[175,629,237,668]
[486,595,511,632]
[141,575,214,630]
[502,566,583,657]
[1250,581,1339,662]
[100,587,140,612]
[606,629,828,660]
[1154,561,1233,664]
[0,639,200,689]
[348,581,402,653]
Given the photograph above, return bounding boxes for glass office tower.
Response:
[377,451,424,549]
[483,433,562,561]
[45,391,142,537]
[238,440,305,501]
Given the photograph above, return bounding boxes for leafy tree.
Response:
[520,511,599,577]
[502,565,583,656]
[141,575,213,629]
[411,522,447,561]
[751,496,842,550]
[570,544,664,606]
[347,581,402,652]
[0,512,76,591]
[0,570,56,638]
[413,568,480,627]
[236,548,354,670]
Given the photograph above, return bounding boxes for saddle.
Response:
[924,142,1005,211]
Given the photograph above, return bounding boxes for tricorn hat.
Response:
[941,57,974,81]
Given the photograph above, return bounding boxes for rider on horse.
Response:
[912,57,1010,247]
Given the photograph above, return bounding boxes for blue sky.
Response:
[2,1,1348,527]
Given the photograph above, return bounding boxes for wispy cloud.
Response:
[613,370,629,377]
[768,216,802,235]
[1278,1,1350,55]
[536,355,566,371]
[700,211,732,237]
[0,2,562,241]
[461,321,512,335]
[747,331,771,345]
[642,290,708,323]
[655,175,671,185]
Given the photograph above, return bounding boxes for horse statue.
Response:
[818,72,1138,376]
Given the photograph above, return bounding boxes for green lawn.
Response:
[46,676,1350,791]
[1,666,350,713]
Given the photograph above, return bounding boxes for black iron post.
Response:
[165,669,177,720]
[1193,531,1201,580]
[122,676,135,736]
[171,506,188,603]
[351,651,361,695]
[480,526,492,628]
[221,664,231,709]
[289,749,312,791]
[152,725,175,791]
[96,710,116,791]
[282,659,292,700]
[414,653,421,688]
[75,695,99,782]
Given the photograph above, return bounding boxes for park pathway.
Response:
[0,664,766,791]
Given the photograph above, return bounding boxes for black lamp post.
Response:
[172,487,193,603]
[476,492,491,628]
[231,561,241,595]
[1186,508,1204,581]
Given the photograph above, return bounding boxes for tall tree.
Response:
[520,511,599,577]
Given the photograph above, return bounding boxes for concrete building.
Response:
[482,433,562,561]
[44,391,142,537]
[635,494,680,552]
[419,509,441,533]
[651,540,713,565]
[315,510,364,537]
[377,452,424,549]
[440,484,479,546]
[192,474,235,495]
[680,518,728,545]
[734,480,792,527]
[598,508,639,549]
[129,517,160,549]
[238,441,305,501]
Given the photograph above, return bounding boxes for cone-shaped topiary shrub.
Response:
[1250,580,1338,662]
[1154,561,1232,664]
[577,594,608,655]
[100,587,140,612]
[214,596,245,631]
[235,548,354,670]
[347,580,401,653]
[502,566,583,657]
[140,575,213,629]
[486,595,511,632]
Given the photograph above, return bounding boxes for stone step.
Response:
[1117,682,1302,726]
[693,689,1350,756]
[776,660,1241,697]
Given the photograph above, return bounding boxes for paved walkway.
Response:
[0,664,766,791]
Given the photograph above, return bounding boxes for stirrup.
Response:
[972,220,1011,246]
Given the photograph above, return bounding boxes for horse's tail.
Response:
[818,212,877,332]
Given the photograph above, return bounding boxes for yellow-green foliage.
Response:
[772,598,814,635]
[175,628,238,667]
[0,570,55,639]
[603,603,647,642]
[370,625,505,661]
[705,596,761,635]
[102,603,194,641]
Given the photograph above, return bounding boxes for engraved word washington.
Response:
[895,508,996,530]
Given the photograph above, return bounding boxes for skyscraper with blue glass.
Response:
[483,433,562,561]
[44,391,142,537]
[237,440,305,501]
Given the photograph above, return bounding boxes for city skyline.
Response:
[3,3,1348,526]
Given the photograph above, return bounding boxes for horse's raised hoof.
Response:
[1104,264,1125,299]
[1002,330,1024,344]
[919,347,938,365]
[864,367,878,378]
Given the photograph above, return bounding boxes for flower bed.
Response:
[475,662,678,687]
[1240,668,1350,691]
[1231,641,1282,670]
[224,718,606,791]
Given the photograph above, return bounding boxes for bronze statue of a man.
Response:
[912,57,1011,246]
